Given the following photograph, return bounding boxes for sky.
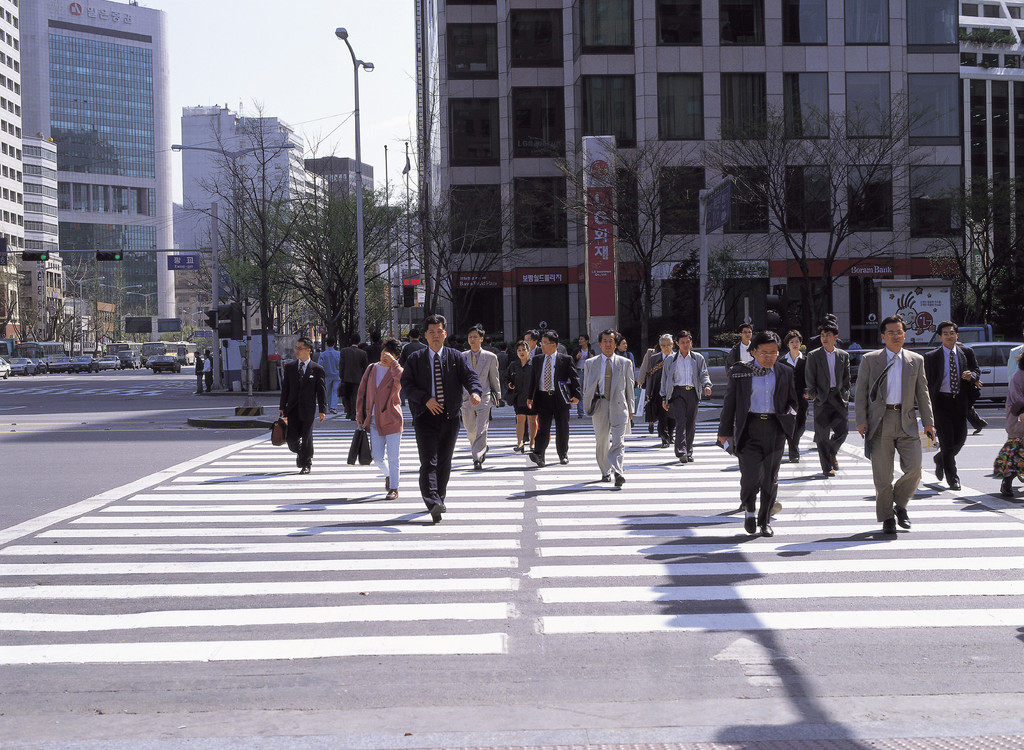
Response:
[137,0,418,199]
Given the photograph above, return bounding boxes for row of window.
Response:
[1,119,21,138]
[3,208,22,225]
[448,0,956,76]
[57,183,153,216]
[1,186,22,203]
[24,183,58,198]
[2,51,17,72]
[0,73,19,95]
[1,163,21,180]
[1,140,19,159]
[25,201,57,217]
[22,145,55,162]
[448,72,958,163]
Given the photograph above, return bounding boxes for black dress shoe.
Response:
[660,439,670,448]
[473,460,482,471]
[894,504,911,529]
[601,474,611,482]
[933,459,944,482]
[1000,477,1015,497]
[614,472,625,487]
[481,446,488,464]
[648,423,655,434]
[528,452,544,467]
[429,504,443,524]
[881,517,897,534]
[686,454,694,462]
[759,524,774,537]
[744,517,757,534]
[949,478,961,491]
[789,451,800,463]
[559,456,569,465]
[678,454,689,464]
[299,466,311,475]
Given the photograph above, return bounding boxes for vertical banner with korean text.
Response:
[583,136,617,337]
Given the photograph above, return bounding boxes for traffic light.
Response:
[205,309,218,330]
[0,237,7,265]
[96,250,123,261]
[217,302,243,339]
[22,250,48,262]
[765,293,783,331]
[403,285,415,307]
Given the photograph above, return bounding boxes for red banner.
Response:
[586,183,616,316]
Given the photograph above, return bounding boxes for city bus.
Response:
[106,341,143,358]
[0,338,15,359]
[15,340,68,363]
[141,340,197,366]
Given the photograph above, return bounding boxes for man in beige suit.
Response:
[855,315,935,534]
[583,329,635,486]
[462,325,502,470]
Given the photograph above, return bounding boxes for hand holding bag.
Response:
[347,427,373,465]
[270,418,287,446]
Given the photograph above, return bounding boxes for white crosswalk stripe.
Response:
[1,418,1022,665]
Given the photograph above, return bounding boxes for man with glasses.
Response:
[278,337,327,474]
[924,321,980,491]
[718,331,798,537]
[855,315,935,534]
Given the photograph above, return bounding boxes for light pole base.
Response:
[235,405,264,417]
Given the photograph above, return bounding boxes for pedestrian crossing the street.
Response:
[1,417,1022,665]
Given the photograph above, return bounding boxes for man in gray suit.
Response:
[855,315,935,535]
[660,330,713,463]
[804,319,851,478]
[583,329,635,486]
[462,325,502,470]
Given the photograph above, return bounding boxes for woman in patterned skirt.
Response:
[994,364,1024,498]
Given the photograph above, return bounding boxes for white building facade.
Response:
[0,0,22,337]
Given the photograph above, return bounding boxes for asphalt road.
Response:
[1,378,1022,749]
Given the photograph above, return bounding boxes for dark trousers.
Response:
[669,387,699,457]
[534,392,570,460]
[738,416,786,525]
[285,411,315,469]
[813,396,849,473]
[204,372,213,392]
[787,397,808,455]
[933,393,968,482]
[196,372,204,393]
[413,411,462,509]
[650,392,674,443]
[340,381,359,419]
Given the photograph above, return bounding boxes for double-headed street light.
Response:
[336,27,374,343]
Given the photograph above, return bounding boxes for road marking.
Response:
[534,521,1018,539]
[41,523,524,537]
[74,512,526,523]
[0,539,520,555]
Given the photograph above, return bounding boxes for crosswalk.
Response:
[0,378,196,397]
[1,418,1022,665]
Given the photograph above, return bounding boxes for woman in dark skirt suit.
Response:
[506,339,538,453]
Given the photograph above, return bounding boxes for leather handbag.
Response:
[347,427,373,466]
[270,418,287,446]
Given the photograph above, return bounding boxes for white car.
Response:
[7,357,37,375]
[0,357,10,379]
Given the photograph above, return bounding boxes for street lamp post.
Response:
[336,27,374,343]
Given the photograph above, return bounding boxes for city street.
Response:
[1,377,1023,748]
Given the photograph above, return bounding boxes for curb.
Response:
[187,416,275,429]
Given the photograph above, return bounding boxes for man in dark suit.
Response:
[718,331,798,537]
[399,328,427,366]
[338,333,368,420]
[401,314,483,523]
[804,319,852,478]
[725,323,754,367]
[278,336,327,474]
[923,320,981,491]
[526,329,582,467]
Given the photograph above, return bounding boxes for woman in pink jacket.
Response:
[356,338,404,499]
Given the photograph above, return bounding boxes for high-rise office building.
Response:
[20,0,174,321]
[20,135,60,340]
[0,0,22,337]
[418,0,961,345]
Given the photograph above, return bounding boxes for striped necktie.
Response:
[433,351,445,408]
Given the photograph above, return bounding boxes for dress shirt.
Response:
[785,352,801,369]
[825,348,837,387]
[749,368,776,413]
[885,349,903,405]
[673,353,695,386]
[739,347,753,363]
[940,344,957,394]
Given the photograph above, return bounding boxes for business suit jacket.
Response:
[355,361,404,435]
[339,345,368,384]
[582,353,635,416]
[725,342,746,368]
[399,339,427,366]
[279,359,327,418]
[923,344,980,416]
[718,361,798,451]
[659,350,712,401]
[854,347,934,442]
[527,351,582,406]
[401,346,483,419]
[804,346,851,407]
[462,348,501,404]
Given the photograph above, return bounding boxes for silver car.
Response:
[0,357,10,379]
[694,347,731,395]
[95,355,122,371]
[967,342,1024,402]
[7,357,37,375]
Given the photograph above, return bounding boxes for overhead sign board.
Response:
[168,254,200,271]
[705,182,731,233]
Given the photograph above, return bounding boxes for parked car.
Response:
[95,355,122,371]
[148,354,181,374]
[28,357,48,374]
[48,356,74,373]
[7,357,37,376]
[0,357,10,379]
[70,355,99,373]
[116,350,142,369]
[694,347,731,395]
[967,342,1024,403]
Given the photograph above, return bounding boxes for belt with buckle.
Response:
[544,390,556,395]
[885,404,902,411]
[750,412,773,420]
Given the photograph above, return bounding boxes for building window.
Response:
[447,25,498,78]
[784,73,828,137]
[451,185,502,253]
[660,167,704,234]
[845,72,890,137]
[785,166,831,231]
[782,0,827,44]
[582,75,636,147]
[657,0,702,45]
[510,9,563,67]
[910,166,961,237]
[908,73,959,140]
[720,0,764,44]
[726,167,769,232]
[845,0,888,44]
[907,0,956,44]
[848,166,893,230]
[449,98,500,166]
[581,0,634,51]
[513,88,565,157]
[514,177,567,247]
[721,73,766,137]
[658,74,703,139]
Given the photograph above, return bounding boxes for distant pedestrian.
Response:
[202,349,213,393]
[526,330,581,467]
[660,330,712,463]
[365,331,383,364]
[399,328,427,367]
[804,319,851,478]
[462,325,502,470]
[924,321,980,492]
[582,329,634,486]
[506,340,538,453]
[339,334,368,420]
[639,334,676,447]
[994,365,1024,498]
[495,342,509,406]
[781,330,808,463]
[194,351,204,395]
[278,337,327,475]
[356,338,404,499]
[726,323,754,367]
[574,334,591,418]
[319,336,341,414]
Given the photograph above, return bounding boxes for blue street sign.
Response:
[168,253,200,271]
[705,182,732,233]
